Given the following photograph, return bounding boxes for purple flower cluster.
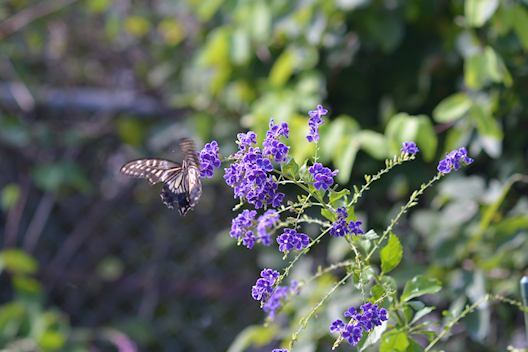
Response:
[263,280,298,319]
[330,303,388,346]
[199,140,222,178]
[263,120,289,163]
[306,104,328,142]
[224,144,284,209]
[309,163,338,191]
[256,210,279,246]
[251,269,299,319]
[401,141,419,155]
[329,207,364,237]
[277,228,310,253]
[230,209,258,249]
[231,209,280,249]
[437,147,474,174]
[272,349,288,352]
[251,268,279,301]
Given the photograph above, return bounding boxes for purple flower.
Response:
[199,141,221,178]
[309,163,338,191]
[401,141,419,155]
[236,131,257,151]
[437,147,474,174]
[330,302,388,346]
[224,144,285,209]
[348,220,364,236]
[262,280,299,319]
[342,323,363,345]
[277,228,310,253]
[251,268,279,301]
[329,208,364,237]
[263,120,290,163]
[330,319,345,334]
[329,207,349,237]
[230,210,257,248]
[256,210,280,246]
[272,349,288,352]
[306,104,328,142]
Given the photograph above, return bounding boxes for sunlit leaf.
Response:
[1,184,20,210]
[380,330,409,352]
[401,275,441,302]
[433,93,472,123]
[0,249,38,275]
[465,0,499,27]
[380,233,403,273]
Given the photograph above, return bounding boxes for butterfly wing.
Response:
[120,159,182,185]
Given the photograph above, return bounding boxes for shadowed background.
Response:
[0,0,527,351]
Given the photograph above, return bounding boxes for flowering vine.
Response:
[197,106,481,352]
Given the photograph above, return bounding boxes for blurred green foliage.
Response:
[0,0,527,350]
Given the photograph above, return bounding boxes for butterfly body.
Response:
[120,138,202,215]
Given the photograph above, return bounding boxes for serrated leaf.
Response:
[433,93,472,123]
[401,275,442,302]
[380,233,403,273]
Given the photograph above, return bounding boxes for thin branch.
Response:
[0,0,80,39]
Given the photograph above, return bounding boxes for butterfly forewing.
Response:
[120,159,182,185]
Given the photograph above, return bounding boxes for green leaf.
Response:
[469,104,503,139]
[335,138,359,184]
[124,16,151,37]
[415,116,437,161]
[321,208,337,222]
[13,276,42,295]
[401,275,442,302]
[227,325,277,352]
[38,330,66,350]
[269,49,295,87]
[380,233,403,273]
[407,338,425,352]
[433,93,472,123]
[329,188,350,205]
[411,306,435,325]
[357,130,389,159]
[0,249,38,275]
[1,183,20,210]
[465,47,512,89]
[512,4,528,50]
[282,158,299,178]
[465,0,499,27]
[380,331,409,352]
[360,321,388,351]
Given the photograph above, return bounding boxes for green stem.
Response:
[288,271,354,350]
[347,153,415,208]
[366,173,442,261]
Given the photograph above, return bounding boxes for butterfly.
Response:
[120,138,202,215]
